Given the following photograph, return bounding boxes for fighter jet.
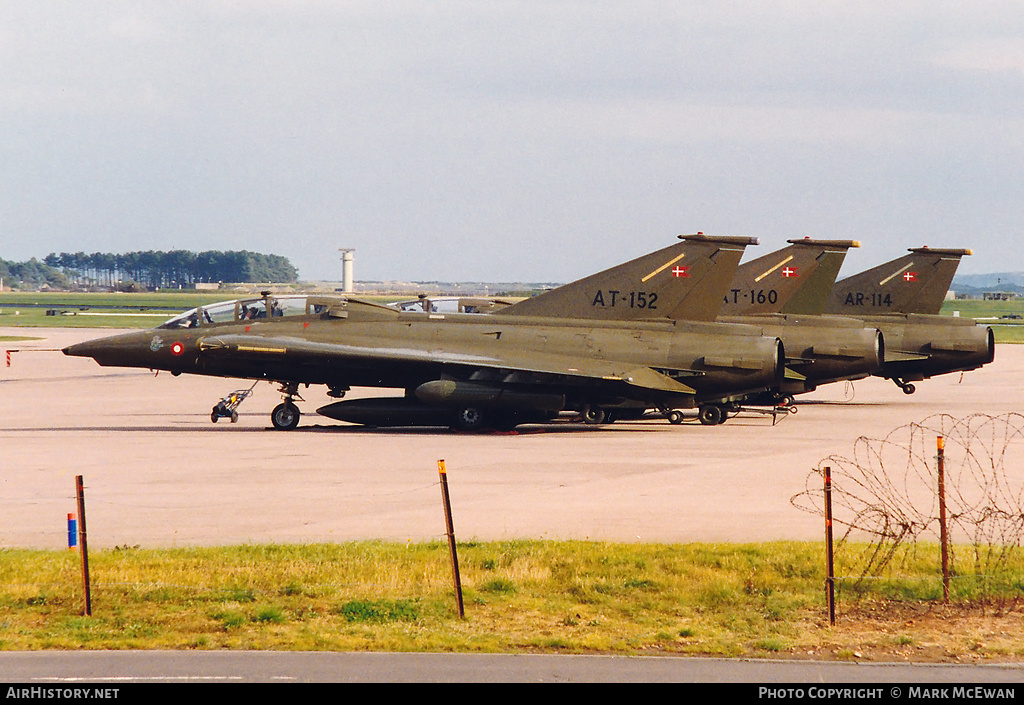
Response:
[721,237,857,317]
[63,234,787,431]
[821,247,994,394]
[826,246,969,316]
[705,238,885,418]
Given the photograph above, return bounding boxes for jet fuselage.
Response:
[64,297,786,418]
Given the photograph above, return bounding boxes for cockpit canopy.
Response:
[159,295,331,329]
[387,296,516,314]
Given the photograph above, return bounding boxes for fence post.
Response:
[937,436,950,602]
[437,460,465,618]
[75,475,92,616]
[823,466,835,626]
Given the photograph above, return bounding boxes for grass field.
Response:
[944,299,1024,343]
[0,291,395,329]
[1,540,1022,661]
[0,291,222,329]
[2,291,1023,341]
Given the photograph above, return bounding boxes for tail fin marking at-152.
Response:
[496,233,758,323]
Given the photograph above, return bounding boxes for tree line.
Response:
[1,250,298,290]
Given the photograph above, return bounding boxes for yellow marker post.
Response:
[937,436,949,602]
[823,466,835,626]
[75,475,92,617]
[438,460,465,618]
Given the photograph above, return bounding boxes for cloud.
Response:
[933,37,1024,75]
[1,2,1022,282]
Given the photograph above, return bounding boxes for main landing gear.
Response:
[893,378,917,395]
[659,405,729,425]
[662,399,797,426]
[697,405,726,426]
[661,403,731,425]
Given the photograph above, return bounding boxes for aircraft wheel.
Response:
[667,410,685,425]
[271,402,301,431]
[901,383,916,395]
[698,405,724,426]
[453,406,487,432]
[582,406,606,424]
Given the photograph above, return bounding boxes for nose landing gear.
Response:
[271,401,301,431]
[271,381,304,431]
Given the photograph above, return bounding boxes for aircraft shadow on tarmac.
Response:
[3,420,664,435]
[7,418,772,435]
[271,415,796,434]
[790,398,890,407]
[5,401,885,435]
[0,371,149,385]
[298,422,670,435]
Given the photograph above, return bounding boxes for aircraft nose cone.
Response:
[61,331,158,367]
[63,334,134,358]
[62,340,101,358]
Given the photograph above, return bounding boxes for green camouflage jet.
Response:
[700,237,883,422]
[64,234,789,431]
[822,247,994,394]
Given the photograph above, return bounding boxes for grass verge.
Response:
[2,540,1022,662]
[3,293,1024,341]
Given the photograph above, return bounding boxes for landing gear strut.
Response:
[271,381,304,431]
[893,378,916,395]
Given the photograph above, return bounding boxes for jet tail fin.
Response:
[722,238,860,316]
[496,233,757,322]
[825,247,971,316]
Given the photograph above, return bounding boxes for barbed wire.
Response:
[792,413,1024,586]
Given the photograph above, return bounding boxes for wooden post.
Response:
[437,460,464,618]
[824,466,835,626]
[937,436,950,602]
[75,475,92,616]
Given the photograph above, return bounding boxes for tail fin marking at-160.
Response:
[721,237,861,317]
[495,233,758,323]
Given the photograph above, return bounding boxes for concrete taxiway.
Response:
[2,327,1020,550]
[3,650,1023,683]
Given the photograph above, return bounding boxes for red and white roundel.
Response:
[170,341,186,356]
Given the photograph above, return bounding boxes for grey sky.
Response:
[3,2,1022,283]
